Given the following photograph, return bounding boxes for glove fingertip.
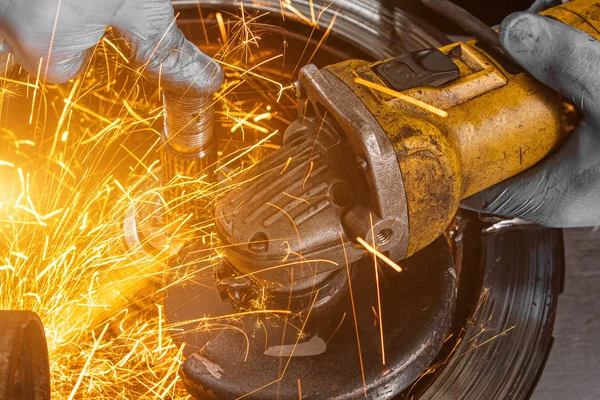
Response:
[157,38,224,96]
[187,39,224,92]
[44,49,94,83]
[499,12,545,60]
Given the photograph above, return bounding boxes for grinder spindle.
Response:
[124,88,219,253]
[161,91,217,218]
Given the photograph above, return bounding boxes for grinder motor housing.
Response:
[215,0,597,300]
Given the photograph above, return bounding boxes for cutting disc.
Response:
[165,235,457,399]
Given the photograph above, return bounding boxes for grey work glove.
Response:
[0,0,223,95]
[462,12,600,227]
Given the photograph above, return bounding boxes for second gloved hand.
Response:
[462,12,600,227]
[0,0,223,95]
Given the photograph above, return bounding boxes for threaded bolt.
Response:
[163,91,214,154]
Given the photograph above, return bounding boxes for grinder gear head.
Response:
[215,64,410,302]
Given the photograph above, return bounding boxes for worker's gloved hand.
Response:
[0,0,223,95]
[462,12,600,227]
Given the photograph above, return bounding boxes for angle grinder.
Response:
[176,0,599,398]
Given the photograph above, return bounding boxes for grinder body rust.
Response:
[215,0,597,302]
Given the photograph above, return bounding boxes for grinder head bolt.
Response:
[355,156,368,172]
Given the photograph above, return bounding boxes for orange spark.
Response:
[356,237,403,273]
[102,37,130,64]
[51,79,80,155]
[266,201,303,255]
[0,76,39,89]
[306,13,338,65]
[341,233,367,397]
[67,323,109,400]
[253,112,272,122]
[234,259,338,280]
[196,3,210,45]
[354,77,448,118]
[216,12,228,45]
[283,2,314,26]
[282,192,310,205]
[43,0,63,82]
[370,214,385,365]
[237,291,321,399]
[280,156,292,175]
[302,160,314,188]
[216,130,279,172]
[29,57,43,124]
[231,103,264,133]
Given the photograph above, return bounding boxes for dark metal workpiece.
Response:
[406,220,564,400]
[0,311,50,400]
[180,236,457,399]
[421,0,507,57]
[531,228,600,400]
